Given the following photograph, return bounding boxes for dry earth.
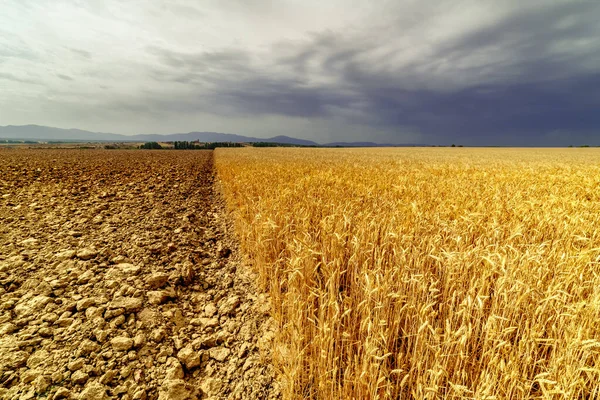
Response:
[0,149,279,400]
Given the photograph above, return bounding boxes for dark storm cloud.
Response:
[145,2,600,145]
[354,74,600,145]
[428,2,600,83]
[3,0,599,144]
[351,2,600,144]
[215,82,356,118]
[296,2,600,144]
[148,45,353,117]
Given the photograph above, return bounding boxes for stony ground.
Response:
[0,149,280,400]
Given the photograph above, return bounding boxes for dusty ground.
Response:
[0,149,279,400]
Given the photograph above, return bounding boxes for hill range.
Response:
[0,125,418,147]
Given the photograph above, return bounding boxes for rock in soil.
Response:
[0,149,279,399]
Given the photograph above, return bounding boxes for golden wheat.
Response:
[215,147,600,399]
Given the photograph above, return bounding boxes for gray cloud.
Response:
[137,1,600,144]
[0,72,39,85]
[0,32,38,62]
[1,0,599,144]
[69,48,92,59]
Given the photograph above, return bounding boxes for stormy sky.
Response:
[1,0,599,145]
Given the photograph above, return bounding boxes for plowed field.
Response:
[0,149,279,400]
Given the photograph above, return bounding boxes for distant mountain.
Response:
[1,125,426,147]
[0,125,319,146]
[131,132,319,146]
[265,135,318,146]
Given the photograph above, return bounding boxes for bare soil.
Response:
[0,149,279,400]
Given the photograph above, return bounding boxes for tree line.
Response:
[139,141,244,150]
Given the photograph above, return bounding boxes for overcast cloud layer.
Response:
[1,0,599,145]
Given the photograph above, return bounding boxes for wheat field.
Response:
[215,147,600,399]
